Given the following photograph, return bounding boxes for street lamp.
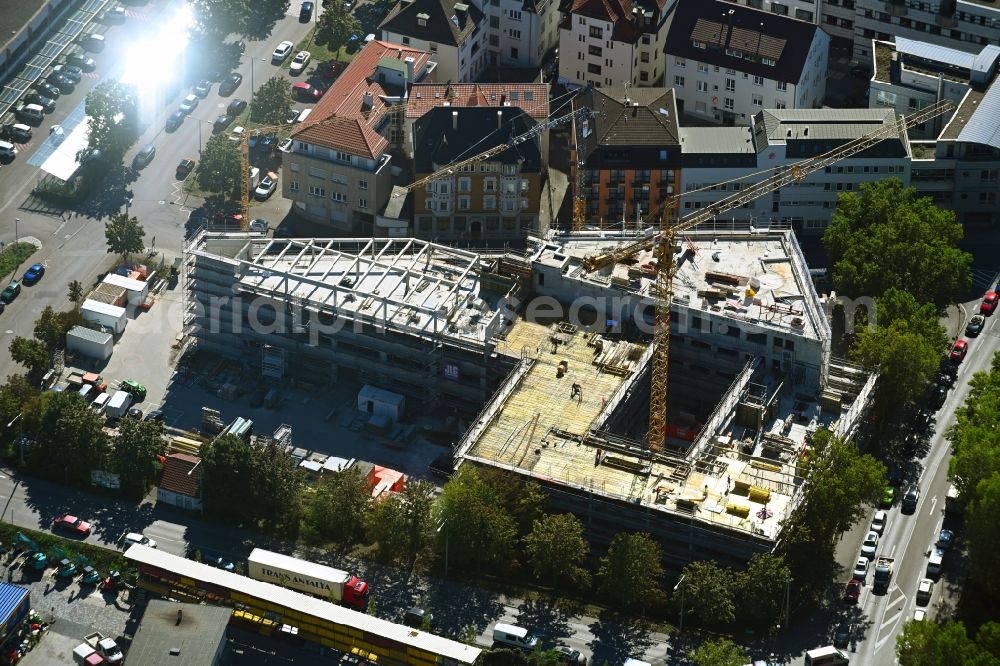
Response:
[7,413,23,464]
[250,57,267,92]
[673,574,686,633]
[436,520,449,578]
[13,217,18,247]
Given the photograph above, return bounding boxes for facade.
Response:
[722,0,856,43]
[570,86,681,227]
[557,0,670,88]
[853,0,1000,64]
[665,0,830,125]
[412,107,544,241]
[481,0,561,68]
[283,41,434,234]
[678,108,911,234]
[379,0,487,83]
[157,453,203,511]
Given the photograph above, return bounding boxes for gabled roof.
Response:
[412,107,541,174]
[581,86,679,148]
[665,0,822,84]
[407,83,550,119]
[292,40,432,157]
[562,0,665,42]
[379,0,484,47]
[159,453,201,498]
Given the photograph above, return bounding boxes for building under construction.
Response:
[184,224,874,567]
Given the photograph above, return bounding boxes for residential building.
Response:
[412,106,544,241]
[557,0,670,88]
[678,108,911,234]
[283,41,434,234]
[403,82,550,165]
[570,86,681,227]
[379,0,487,82]
[869,37,999,139]
[157,453,203,511]
[666,0,829,125]
[480,0,561,68]
[721,0,855,43]
[853,0,1000,64]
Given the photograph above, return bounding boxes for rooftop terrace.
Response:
[940,88,986,140]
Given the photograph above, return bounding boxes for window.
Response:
[641,52,649,63]
[358,179,368,190]
[753,75,764,86]
[724,97,734,110]
[437,182,450,195]
[776,81,787,91]
[589,26,603,38]
[308,185,325,197]
[402,36,410,45]
[429,42,438,52]
[589,44,602,56]
[331,192,347,203]
[674,57,686,67]
[697,63,708,73]
[484,177,496,192]
[439,200,449,212]
[359,198,368,208]
[588,63,602,74]
[459,196,470,210]
[725,68,736,75]
[334,150,351,162]
[489,15,499,28]
[725,78,735,91]
[508,9,521,20]
[697,81,708,92]
[674,75,685,86]
[509,29,521,39]
[458,177,471,192]
[640,72,648,82]
[483,195,496,209]
[289,180,299,192]
[762,57,776,66]
[642,35,650,45]
[775,99,786,109]
[752,94,762,106]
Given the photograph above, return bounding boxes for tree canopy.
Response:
[823,179,972,308]
[27,391,109,484]
[966,473,1000,601]
[251,75,293,125]
[896,620,1000,666]
[83,80,138,165]
[435,466,518,572]
[105,213,146,262]
[304,466,371,544]
[112,417,166,500]
[677,560,736,628]
[196,133,242,195]
[9,337,50,380]
[316,2,361,51]
[523,513,591,590]
[948,352,1000,499]
[364,480,435,562]
[688,638,750,666]
[597,532,665,610]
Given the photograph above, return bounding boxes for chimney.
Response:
[363,91,374,110]
[452,110,459,130]
[455,2,469,19]
[497,110,503,130]
[404,56,416,81]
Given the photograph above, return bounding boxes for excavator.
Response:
[75,555,101,586]
[13,532,46,571]
[50,547,77,579]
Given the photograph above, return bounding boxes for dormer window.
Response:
[417,12,429,26]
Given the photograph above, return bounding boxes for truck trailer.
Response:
[873,557,895,593]
[104,390,133,419]
[247,548,369,609]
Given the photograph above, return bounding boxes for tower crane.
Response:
[574,99,954,452]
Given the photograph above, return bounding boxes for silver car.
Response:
[860,530,879,559]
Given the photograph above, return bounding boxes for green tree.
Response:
[105,213,145,262]
[435,466,518,572]
[29,391,109,484]
[364,483,437,563]
[688,638,749,666]
[33,306,64,351]
[823,179,972,308]
[896,620,998,666]
[966,473,1000,600]
[977,623,1000,660]
[304,466,371,544]
[736,553,792,629]
[189,0,252,37]
[249,441,303,536]
[67,280,84,303]
[112,417,166,500]
[83,80,138,165]
[948,352,1000,499]
[597,532,665,610]
[677,560,736,628]
[251,75,293,125]
[201,434,255,522]
[316,1,361,51]
[523,513,590,590]
[196,133,242,195]
[9,336,50,379]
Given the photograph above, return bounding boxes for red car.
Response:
[53,514,92,536]
[212,212,243,227]
[844,579,861,604]
[981,291,998,315]
[292,82,324,100]
[950,339,968,363]
[316,61,342,79]
[176,158,195,177]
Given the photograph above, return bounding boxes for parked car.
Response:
[249,218,269,233]
[227,98,247,116]
[554,646,586,665]
[950,339,968,363]
[179,94,199,114]
[861,530,879,559]
[254,175,277,200]
[870,510,887,535]
[278,137,293,152]
[132,144,155,169]
[834,622,851,649]
[22,264,45,285]
[299,1,314,21]
[46,71,73,91]
[259,133,278,151]
[272,40,294,63]
[292,82,324,100]
[213,114,233,132]
[881,485,895,507]
[916,578,934,605]
[102,5,127,23]
[120,379,147,400]
[937,529,954,549]
[66,52,97,71]
[176,158,196,177]
[981,291,998,315]
[53,514,92,535]
[967,314,986,336]
[51,64,82,84]
[902,485,920,513]
[122,533,157,550]
[1,280,21,304]
[290,51,311,75]
[35,82,61,99]
[194,79,212,97]
[165,109,185,131]
[23,93,55,113]
[219,72,242,96]
[844,579,861,604]
[852,557,869,580]
[285,108,301,124]
[5,124,32,143]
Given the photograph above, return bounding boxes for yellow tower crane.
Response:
[578,100,955,452]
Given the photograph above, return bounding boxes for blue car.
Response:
[22,263,44,285]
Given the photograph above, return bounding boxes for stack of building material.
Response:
[201,407,223,434]
[88,282,127,307]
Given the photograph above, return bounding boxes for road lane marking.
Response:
[928,496,938,515]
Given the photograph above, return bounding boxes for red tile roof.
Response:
[293,40,433,158]
[159,453,201,498]
[407,84,550,119]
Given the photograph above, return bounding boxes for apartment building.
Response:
[557,0,670,88]
[412,107,543,241]
[665,0,829,125]
[853,0,1000,63]
[678,108,912,234]
[570,86,681,227]
[721,0,856,43]
[379,0,487,82]
[282,41,435,234]
[480,0,561,68]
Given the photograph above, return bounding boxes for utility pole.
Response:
[673,574,686,632]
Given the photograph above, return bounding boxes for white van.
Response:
[804,646,849,666]
[0,141,16,159]
[296,108,312,123]
[492,623,537,651]
[927,548,943,577]
[92,392,111,413]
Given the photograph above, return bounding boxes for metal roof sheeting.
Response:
[0,584,28,625]
[958,80,1000,150]
[895,36,975,71]
[679,127,755,154]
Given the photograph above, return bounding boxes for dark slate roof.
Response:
[665,0,822,84]
[380,0,484,48]
[126,600,230,666]
[576,87,681,167]
[413,107,542,174]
